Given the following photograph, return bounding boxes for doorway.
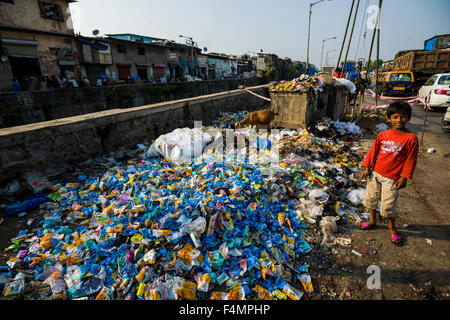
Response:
[137,68,148,81]
[8,56,42,90]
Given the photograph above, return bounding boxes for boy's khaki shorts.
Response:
[363,171,399,219]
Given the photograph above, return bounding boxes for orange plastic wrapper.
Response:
[177,243,203,266]
[226,286,245,300]
[210,291,228,300]
[254,285,276,300]
[66,254,81,266]
[95,287,111,300]
[39,233,53,251]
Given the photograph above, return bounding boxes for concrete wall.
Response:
[0,84,270,183]
[0,77,267,128]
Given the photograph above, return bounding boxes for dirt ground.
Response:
[0,99,448,300]
[303,100,450,300]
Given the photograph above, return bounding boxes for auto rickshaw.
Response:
[376,71,415,97]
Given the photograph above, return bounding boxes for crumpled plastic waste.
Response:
[333,78,356,94]
[347,188,366,206]
[4,194,49,216]
[0,111,371,301]
[376,123,389,134]
[213,111,250,129]
[320,216,339,246]
[333,121,362,136]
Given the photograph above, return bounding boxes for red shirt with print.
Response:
[362,129,419,180]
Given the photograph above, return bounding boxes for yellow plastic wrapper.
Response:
[274,289,288,300]
[137,282,146,297]
[299,274,314,293]
[182,280,197,300]
[131,233,143,244]
[197,273,211,292]
[283,283,303,300]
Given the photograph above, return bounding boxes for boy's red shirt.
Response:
[362,129,419,180]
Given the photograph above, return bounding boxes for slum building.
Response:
[106,33,202,83]
[0,0,80,91]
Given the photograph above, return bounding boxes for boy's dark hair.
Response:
[387,101,412,119]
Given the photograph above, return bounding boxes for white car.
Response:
[418,73,450,110]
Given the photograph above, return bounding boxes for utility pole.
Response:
[320,36,336,71]
[306,0,327,75]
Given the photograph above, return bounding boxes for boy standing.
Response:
[360,102,419,245]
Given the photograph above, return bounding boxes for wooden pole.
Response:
[342,0,361,79]
[336,0,356,73]
[421,104,429,145]
[375,0,383,109]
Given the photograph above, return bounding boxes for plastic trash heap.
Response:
[1,112,368,301]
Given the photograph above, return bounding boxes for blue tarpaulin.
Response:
[424,38,436,51]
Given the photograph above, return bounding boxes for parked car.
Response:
[442,106,450,133]
[376,71,415,97]
[418,73,450,111]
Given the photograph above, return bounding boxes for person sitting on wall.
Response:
[11,78,21,92]
[96,77,103,86]
[81,77,90,87]
[68,77,79,88]
[58,75,67,88]
[50,75,60,89]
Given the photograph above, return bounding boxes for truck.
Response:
[322,66,334,74]
[392,34,450,91]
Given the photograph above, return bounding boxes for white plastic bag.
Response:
[333,78,356,93]
[347,188,366,206]
[308,189,329,204]
[333,121,362,135]
[376,123,389,133]
[147,128,213,163]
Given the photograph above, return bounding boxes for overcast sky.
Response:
[70,0,450,66]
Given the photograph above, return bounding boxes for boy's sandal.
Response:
[359,222,375,230]
[391,234,403,246]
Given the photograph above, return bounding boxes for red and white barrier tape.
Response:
[364,89,426,102]
[244,87,432,110]
[346,96,431,111]
[346,104,389,110]
[245,89,272,102]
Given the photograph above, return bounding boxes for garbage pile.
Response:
[269,75,324,93]
[212,111,250,129]
[0,112,370,301]
[269,73,354,95]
